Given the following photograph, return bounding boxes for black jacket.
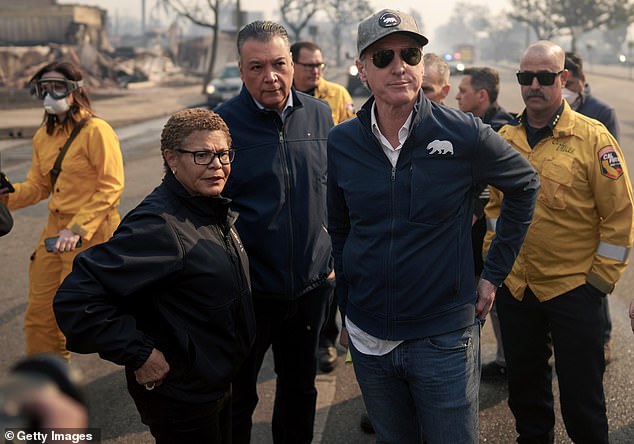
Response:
[0,201,12,236]
[216,86,334,299]
[54,173,255,403]
[482,103,516,132]
[576,91,620,142]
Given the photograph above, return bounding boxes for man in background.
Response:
[456,66,515,381]
[422,52,451,104]
[564,52,620,140]
[291,41,355,126]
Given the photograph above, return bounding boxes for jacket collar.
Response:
[358,88,429,131]
[238,85,305,118]
[163,171,236,226]
[516,100,574,139]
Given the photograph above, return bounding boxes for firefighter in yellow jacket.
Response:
[484,41,633,444]
[291,41,355,125]
[1,61,124,361]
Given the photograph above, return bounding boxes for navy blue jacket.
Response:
[482,103,515,132]
[216,86,334,299]
[327,91,539,340]
[54,173,255,403]
[576,92,620,142]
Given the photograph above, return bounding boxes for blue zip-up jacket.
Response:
[216,86,334,299]
[327,91,539,340]
[576,91,620,142]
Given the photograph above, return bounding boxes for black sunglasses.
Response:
[516,70,564,86]
[370,48,422,69]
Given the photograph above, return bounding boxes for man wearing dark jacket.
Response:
[215,21,334,444]
[328,9,539,443]
[564,52,620,141]
[456,66,516,381]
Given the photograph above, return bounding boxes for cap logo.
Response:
[378,12,401,28]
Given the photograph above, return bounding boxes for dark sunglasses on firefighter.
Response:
[515,70,564,86]
[370,47,422,69]
[31,78,84,100]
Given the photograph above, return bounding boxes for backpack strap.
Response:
[50,118,90,190]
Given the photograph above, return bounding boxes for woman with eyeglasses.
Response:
[54,108,255,444]
[0,60,124,362]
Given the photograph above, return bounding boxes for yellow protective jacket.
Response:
[8,114,124,240]
[314,77,355,125]
[484,101,634,300]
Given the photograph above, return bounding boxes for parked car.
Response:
[206,63,242,108]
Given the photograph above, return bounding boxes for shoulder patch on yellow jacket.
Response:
[598,146,623,180]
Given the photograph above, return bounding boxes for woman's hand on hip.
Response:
[135,348,170,389]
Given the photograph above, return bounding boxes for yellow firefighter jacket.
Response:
[484,101,633,300]
[8,114,124,240]
[314,77,355,125]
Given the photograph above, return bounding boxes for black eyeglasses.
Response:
[370,48,422,69]
[515,70,564,86]
[296,62,326,71]
[175,149,235,165]
[32,78,83,100]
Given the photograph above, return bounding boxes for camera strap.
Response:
[50,117,90,190]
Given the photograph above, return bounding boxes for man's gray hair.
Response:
[423,53,450,85]
[237,21,290,56]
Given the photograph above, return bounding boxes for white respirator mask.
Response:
[43,94,71,115]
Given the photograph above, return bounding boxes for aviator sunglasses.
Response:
[370,47,422,69]
[515,70,564,86]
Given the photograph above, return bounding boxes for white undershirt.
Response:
[370,101,413,167]
[253,93,293,122]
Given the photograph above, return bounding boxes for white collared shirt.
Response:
[253,91,294,122]
[370,102,413,167]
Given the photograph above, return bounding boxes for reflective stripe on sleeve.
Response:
[596,241,630,262]
[486,217,497,232]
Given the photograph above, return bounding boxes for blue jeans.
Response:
[350,322,481,444]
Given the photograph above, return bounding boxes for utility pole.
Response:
[141,0,146,35]
[236,0,243,31]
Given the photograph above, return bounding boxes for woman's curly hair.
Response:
[160,108,232,173]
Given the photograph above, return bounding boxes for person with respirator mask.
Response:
[1,61,124,362]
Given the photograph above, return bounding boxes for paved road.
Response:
[1,67,633,443]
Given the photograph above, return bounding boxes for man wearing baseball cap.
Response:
[327,9,540,442]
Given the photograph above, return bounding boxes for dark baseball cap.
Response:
[357,9,429,56]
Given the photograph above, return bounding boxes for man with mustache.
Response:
[484,40,634,443]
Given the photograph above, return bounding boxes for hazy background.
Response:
[61,0,511,44]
